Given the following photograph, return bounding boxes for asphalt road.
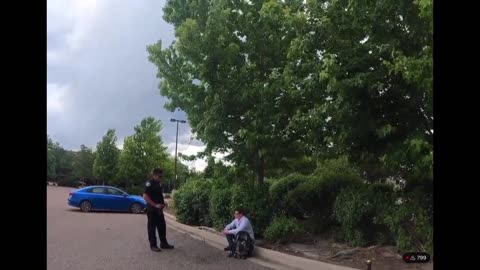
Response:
[47,186,271,270]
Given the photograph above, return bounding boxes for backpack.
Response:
[233,231,254,259]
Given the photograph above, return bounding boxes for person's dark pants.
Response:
[225,232,254,255]
[226,234,236,250]
[147,210,168,247]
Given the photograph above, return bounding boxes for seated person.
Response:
[223,208,255,257]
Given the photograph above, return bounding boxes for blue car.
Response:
[68,186,147,214]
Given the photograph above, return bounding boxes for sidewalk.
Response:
[164,212,361,270]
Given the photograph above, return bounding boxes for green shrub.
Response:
[57,178,78,187]
[173,179,212,226]
[231,183,272,236]
[334,183,396,247]
[301,215,331,235]
[264,216,304,244]
[209,178,273,234]
[333,180,432,252]
[314,156,361,179]
[125,186,144,196]
[382,191,433,253]
[209,185,234,230]
[269,173,312,218]
[268,170,361,234]
[281,157,363,231]
[334,184,370,246]
[287,173,361,232]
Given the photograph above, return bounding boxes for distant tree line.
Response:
[47,116,198,193]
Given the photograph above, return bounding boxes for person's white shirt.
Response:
[225,216,254,240]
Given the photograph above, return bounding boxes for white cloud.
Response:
[46,0,182,151]
[47,0,105,65]
[167,143,205,171]
[192,160,209,172]
[65,0,101,50]
[47,50,66,66]
[116,139,124,150]
[47,83,71,114]
[212,151,229,162]
[166,142,232,172]
[47,0,74,34]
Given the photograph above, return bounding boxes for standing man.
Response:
[143,168,174,252]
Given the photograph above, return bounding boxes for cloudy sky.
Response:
[47,0,209,171]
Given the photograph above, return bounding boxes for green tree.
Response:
[53,145,75,180]
[284,0,433,182]
[47,135,57,179]
[73,145,96,183]
[161,156,176,191]
[47,135,76,182]
[148,0,309,184]
[117,117,168,188]
[203,156,216,179]
[148,0,432,185]
[160,155,192,191]
[93,129,120,185]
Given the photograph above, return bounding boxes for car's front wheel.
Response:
[80,200,92,212]
[130,203,143,214]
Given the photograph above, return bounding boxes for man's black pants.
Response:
[226,233,236,249]
[226,232,254,256]
[147,210,167,247]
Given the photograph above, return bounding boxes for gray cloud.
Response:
[47,1,199,148]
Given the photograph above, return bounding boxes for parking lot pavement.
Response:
[47,186,271,270]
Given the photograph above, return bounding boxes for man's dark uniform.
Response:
[144,179,168,248]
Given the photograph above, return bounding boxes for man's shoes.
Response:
[224,246,232,251]
[228,252,234,258]
[160,244,174,249]
[150,246,162,252]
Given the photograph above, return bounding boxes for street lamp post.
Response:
[170,118,186,190]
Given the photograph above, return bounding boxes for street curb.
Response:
[164,212,360,270]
